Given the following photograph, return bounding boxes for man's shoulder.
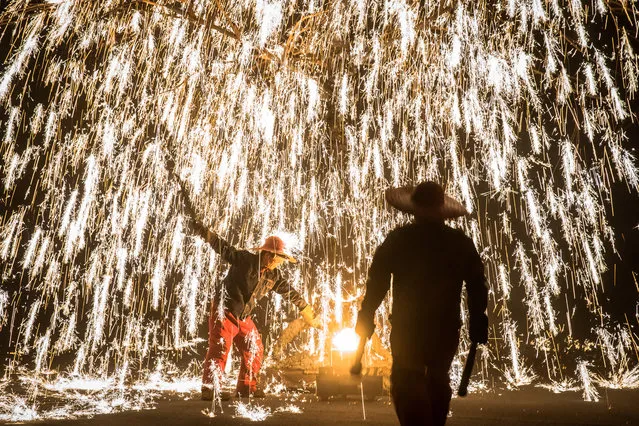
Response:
[227,249,257,265]
[395,222,472,242]
[384,224,412,242]
[443,224,470,238]
[388,222,416,235]
[383,223,427,247]
[246,250,262,262]
[443,225,476,247]
[386,221,472,239]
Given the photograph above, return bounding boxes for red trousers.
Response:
[202,307,264,394]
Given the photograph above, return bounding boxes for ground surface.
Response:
[27,388,639,426]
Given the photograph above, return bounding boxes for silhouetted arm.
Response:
[355,237,393,338]
[176,181,243,264]
[465,237,488,344]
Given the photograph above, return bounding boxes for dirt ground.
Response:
[36,387,639,426]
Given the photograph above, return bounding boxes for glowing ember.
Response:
[275,404,302,414]
[332,328,360,353]
[233,402,271,421]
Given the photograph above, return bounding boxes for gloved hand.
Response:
[300,305,321,328]
[355,312,375,339]
[469,313,488,344]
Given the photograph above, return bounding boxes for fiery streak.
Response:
[577,361,600,402]
[0,0,638,418]
[233,401,271,421]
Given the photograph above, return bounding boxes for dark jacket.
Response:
[356,221,488,366]
[178,184,308,320]
[200,231,308,320]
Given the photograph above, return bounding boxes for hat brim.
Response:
[251,247,297,263]
[385,186,468,219]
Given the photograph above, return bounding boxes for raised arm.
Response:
[464,237,488,344]
[355,237,393,339]
[175,179,243,265]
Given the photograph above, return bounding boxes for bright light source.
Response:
[332,328,360,353]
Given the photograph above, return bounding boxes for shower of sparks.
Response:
[274,403,303,413]
[577,360,600,402]
[233,401,271,421]
[537,379,580,393]
[0,362,202,422]
[0,0,638,417]
[0,374,160,423]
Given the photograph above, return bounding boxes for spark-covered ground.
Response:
[1,0,639,421]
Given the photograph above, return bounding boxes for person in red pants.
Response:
[354,182,488,425]
[200,234,318,399]
[177,187,319,400]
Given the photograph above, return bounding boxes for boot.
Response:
[201,386,213,401]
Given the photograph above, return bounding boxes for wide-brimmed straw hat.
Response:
[251,235,297,263]
[385,181,468,219]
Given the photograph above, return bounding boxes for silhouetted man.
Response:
[355,181,488,425]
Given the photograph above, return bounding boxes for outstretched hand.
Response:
[163,151,179,182]
[300,305,321,328]
[163,150,212,244]
[163,152,199,220]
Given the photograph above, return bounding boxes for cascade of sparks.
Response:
[1,0,639,417]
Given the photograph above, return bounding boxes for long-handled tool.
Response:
[457,341,477,397]
[274,317,308,358]
[349,336,368,421]
[162,150,212,240]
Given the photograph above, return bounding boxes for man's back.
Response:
[387,222,480,328]
[360,220,486,365]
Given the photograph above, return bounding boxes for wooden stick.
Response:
[457,342,478,397]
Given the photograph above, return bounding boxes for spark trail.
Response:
[0,0,638,417]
